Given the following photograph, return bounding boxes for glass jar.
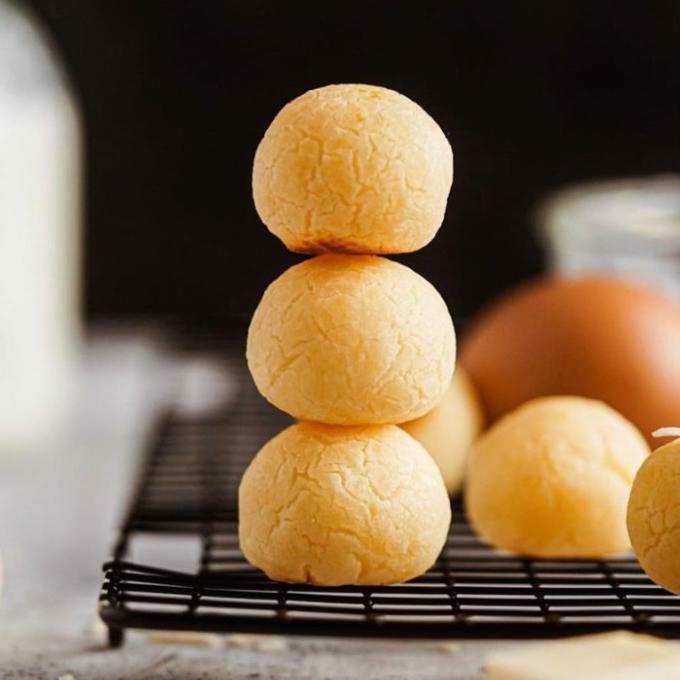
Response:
[0,0,82,456]
[537,175,680,301]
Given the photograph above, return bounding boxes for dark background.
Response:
[27,0,680,326]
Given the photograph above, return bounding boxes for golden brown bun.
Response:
[253,84,453,255]
[628,436,680,595]
[466,396,649,558]
[247,254,456,425]
[239,422,451,585]
[401,368,483,494]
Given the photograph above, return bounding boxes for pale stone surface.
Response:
[0,328,498,679]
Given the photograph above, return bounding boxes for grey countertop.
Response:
[0,329,510,679]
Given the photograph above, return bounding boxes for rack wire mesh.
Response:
[99,351,680,646]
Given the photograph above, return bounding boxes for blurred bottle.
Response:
[0,0,81,456]
[537,175,680,301]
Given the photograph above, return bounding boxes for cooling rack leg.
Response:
[108,625,125,648]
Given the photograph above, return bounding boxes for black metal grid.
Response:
[100,359,680,646]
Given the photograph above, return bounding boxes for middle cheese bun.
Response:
[239,421,452,585]
[246,254,456,425]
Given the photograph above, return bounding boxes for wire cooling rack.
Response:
[99,353,680,646]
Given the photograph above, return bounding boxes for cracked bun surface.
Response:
[628,437,680,595]
[246,254,456,425]
[466,396,649,558]
[401,367,483,494]
[238,421,451,585]
[252,84,453,254]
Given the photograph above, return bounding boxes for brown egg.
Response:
[460,276,680,444]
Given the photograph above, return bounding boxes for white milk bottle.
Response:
[0,0,81,456]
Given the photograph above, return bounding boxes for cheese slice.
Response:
[486,631,680,679]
